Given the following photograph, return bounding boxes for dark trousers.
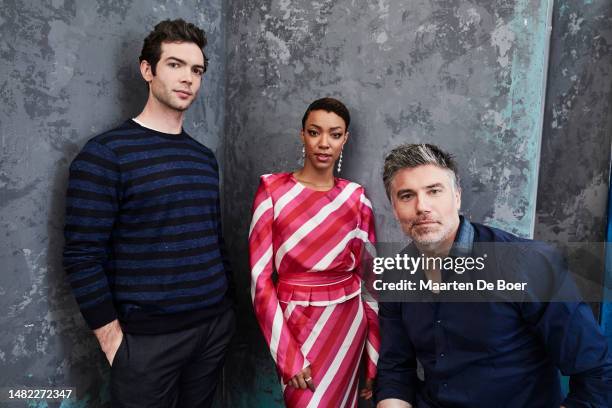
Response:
[110,308,235,408]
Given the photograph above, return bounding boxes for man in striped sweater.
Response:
[63,19,235,407]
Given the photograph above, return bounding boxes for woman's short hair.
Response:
[301,97,351,130]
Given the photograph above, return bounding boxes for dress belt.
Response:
[278,271,355,287]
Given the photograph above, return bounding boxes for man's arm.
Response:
[524,300,612,407]
[63,140,122,363]
[520,246,612,407]
[374,301,418,406]
[556,302,611,407]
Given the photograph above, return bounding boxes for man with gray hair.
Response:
[374,143,611,407]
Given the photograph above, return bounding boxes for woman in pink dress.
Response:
[249,98,380,407]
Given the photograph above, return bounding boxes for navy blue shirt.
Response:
[375,217,612,407]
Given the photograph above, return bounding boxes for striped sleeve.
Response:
[357,190,380,380]
[249,177,308,383]
[63,140,119,330]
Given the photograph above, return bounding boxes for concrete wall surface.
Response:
[0,1,226,406]
[0,0,610,407]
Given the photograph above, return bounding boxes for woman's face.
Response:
[301,109,348,172]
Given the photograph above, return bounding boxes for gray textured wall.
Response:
[1,0,611,407]
[223,0,551,405]
[534,0,612,313]
[224,0,551,242]
[0,1,226,406]
[536,0,612,244]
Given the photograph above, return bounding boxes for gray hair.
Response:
[383,143,460,199]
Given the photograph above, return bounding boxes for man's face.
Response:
[389,164,461,248]
[143,41,205,112]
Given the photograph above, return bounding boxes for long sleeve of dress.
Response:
[249,178,309,383]
[356,192,381,381]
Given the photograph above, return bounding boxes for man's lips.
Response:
[413,220,439,226]
[175,90,193,98]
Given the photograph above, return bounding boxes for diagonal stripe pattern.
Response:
[249,173,380,407]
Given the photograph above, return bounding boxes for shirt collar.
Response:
[450,215,474,257]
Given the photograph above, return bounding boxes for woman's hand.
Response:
[360,378,374,400]
[288,366,315,391]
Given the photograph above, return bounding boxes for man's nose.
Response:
[415,194,431,213]
[181,68,193,84]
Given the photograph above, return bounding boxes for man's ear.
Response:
[140,60,153,82]
[454,186,462,210]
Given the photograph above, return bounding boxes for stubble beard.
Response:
[408,222,454,247]
[154,87,194,112]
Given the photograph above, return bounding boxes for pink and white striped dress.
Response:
[249,172,380,408]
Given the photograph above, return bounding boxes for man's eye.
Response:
[193,68,204,76]
[430,189,441,195]
[400,194,413,200]
[169,62,179,68]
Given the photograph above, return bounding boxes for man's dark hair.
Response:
[139,19,208,75]
[383,143,461,199]
[301,97,351,130]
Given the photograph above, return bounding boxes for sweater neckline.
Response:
[128,119,188,140]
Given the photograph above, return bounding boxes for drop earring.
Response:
[337,150,343,173]
[300,145,305,166]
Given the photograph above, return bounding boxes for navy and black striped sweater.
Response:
[63,119,233,334]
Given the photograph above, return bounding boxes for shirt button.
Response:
[440,353,445,358]
[436,320,441,324]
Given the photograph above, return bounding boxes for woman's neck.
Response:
[294,165,335,190]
